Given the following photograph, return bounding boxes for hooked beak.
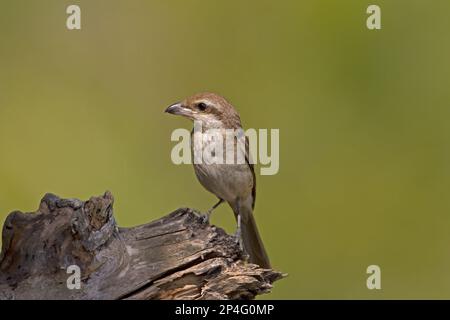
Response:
[165,102,192,117]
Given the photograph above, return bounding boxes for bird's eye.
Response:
[197,102,208,111]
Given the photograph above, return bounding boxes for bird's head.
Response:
[165,92,242,129]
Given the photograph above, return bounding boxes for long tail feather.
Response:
[237,203,271,269]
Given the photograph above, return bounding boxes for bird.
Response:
[165,92,271,269]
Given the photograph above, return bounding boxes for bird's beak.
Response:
[164,103,192,117]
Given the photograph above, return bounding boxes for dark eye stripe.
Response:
[198,102,207,111]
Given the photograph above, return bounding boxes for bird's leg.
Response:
[235,215,250,263]
[233,200,249,260]
[208,198,224,215]
[235,215,249,261]
[234,214,243,249]
[200,198,224,224]
[235,214,250,263]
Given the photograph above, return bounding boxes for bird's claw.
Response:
[201,214,210,224]
[233,232,249,262]
[197,211,212,224]
[233,230,244,252]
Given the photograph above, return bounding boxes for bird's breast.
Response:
[191,130,253,202]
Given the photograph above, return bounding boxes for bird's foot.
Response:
[196,199,224,224]
[233,231,249,262]
[197,210,212,224]
[234,214,244,252]
[233,228,244,252]
[241,251,250,263]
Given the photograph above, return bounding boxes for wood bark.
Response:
[0,192,283,300]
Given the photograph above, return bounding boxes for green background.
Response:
[1,0,450,299]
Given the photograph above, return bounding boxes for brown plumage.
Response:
[165,92,271,268]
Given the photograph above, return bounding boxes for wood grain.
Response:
[0,192,283,300]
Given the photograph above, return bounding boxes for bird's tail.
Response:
[236,202,271,269]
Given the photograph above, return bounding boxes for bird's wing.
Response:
[245,136,256,210]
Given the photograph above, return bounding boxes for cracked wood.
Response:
[0,192,283,300]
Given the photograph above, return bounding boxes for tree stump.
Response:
[0,192,283,300]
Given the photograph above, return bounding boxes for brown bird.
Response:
[165,92,271,269]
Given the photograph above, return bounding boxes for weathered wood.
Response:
[0,192,283,300]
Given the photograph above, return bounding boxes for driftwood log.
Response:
[0,192,283,300]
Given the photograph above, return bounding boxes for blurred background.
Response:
[1,0,450,299]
